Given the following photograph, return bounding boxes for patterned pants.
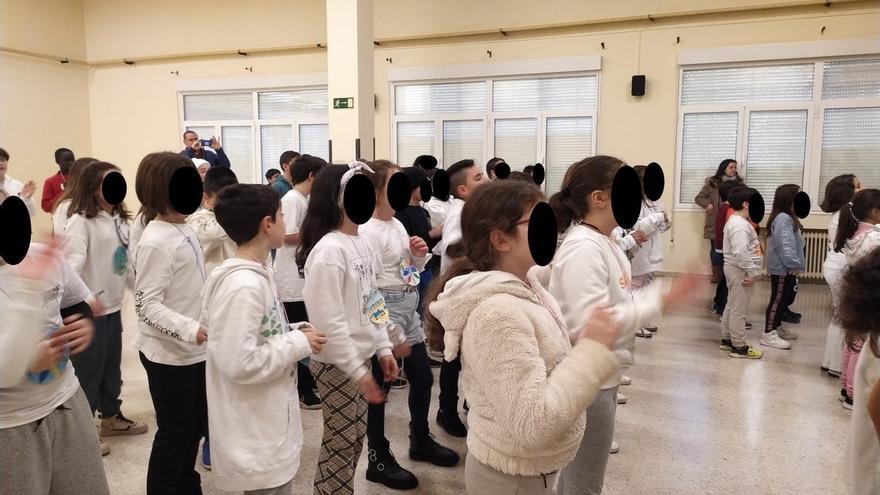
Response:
[310,360,369,495]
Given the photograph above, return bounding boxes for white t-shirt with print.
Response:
[274,189,309,302]
[360,217,429,290]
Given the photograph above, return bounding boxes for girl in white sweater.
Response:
[297,164,404,495]
[65,161,148,440]
[51,157,97,236]
[546,155,696,495]
[132,152,209,494]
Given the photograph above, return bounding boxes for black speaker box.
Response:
[631,75,646,96]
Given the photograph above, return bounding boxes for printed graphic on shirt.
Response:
[260,301,286,338]
[399,256,420,286]
[350,249,389,327]
[112,246,128,276]
[27,324,69,385]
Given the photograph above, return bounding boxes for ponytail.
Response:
[835,189,880,253]
[548,155,624,233]
[424,257,478,352]
[548,189,578,234]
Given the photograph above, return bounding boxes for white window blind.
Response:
[492,76,598,112]
[221,126,255,184]
[260,125,293,181]
[442,120,484,168]
[184,93,254,121]
[679,112,739,204]
[820,107,880,201]
[185,126,216,141]
[494,119,538,169]
[395,82,487,115]
[681,64,813,105]
[545,117,592,197]
[822,59,880,100]
[397,121,435,168]
[258,89,328,119]
[299,124,329,161]
[744,110,808,205]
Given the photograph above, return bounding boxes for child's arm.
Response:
[868,378,880,443]
[208,283,311,385]
[134,245,201,343]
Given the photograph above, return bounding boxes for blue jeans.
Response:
[380,288,425,346]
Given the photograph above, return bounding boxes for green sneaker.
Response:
[729,344,763,359]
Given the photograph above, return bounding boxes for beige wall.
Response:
[0,0,91,233]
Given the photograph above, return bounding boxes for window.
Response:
[181,87,329,184]
[676,57,880,209]
[392,74,598,195]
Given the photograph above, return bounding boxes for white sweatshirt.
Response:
[423,197,451,229]
[303,231,397,381]
[360,217,430,290]
[52,199,72,235]
[273,189,309,302]
[629,201,671,277]
[201,258,312,492]
[186,208,236,275]
[434,198,465,274]
[546,224,663,389]
[1,175,36,217]
[722,214,763,278]
[133,220,207,366]
[63,211,129,316]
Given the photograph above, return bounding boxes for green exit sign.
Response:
[333,97,354,109]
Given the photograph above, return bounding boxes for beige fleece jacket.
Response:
[429,270,618,477]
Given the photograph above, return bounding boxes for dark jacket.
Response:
[181,147,231,168]
[271,177,293,198]
[694,175,744,240]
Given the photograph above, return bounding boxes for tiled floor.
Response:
[102,281,849,494]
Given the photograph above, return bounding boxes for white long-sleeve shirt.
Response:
[63,211,129,316]
[52,199,72,235]
[722,214,763,278]
[303,231,394,381]
[186,208,236,275]
[133,220,207,366]
[273,189,309,302]
[1,176,36,217]
[360,217,430,290]
[434,198,464,274]
[423,197,451,229]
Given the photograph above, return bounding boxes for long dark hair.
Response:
[713,159,737,182]
[548,155,625,233]
[838,247,880,357]
[820,174,858,213]
[54,157,97,215]
[766,184,802,236]
[135,152,196,226]
[424,180,545,351]
[69,161,131,220]
[295,165,349,271]
[835,189,880,252]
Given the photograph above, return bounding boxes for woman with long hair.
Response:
[694,159,743,297]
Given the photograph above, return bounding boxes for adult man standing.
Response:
[41,148,75,213]
[271,150,299,198]
[0,148,37,217]
[181,131,231,168]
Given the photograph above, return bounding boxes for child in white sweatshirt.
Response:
[360,160,459,490]
[720,187,765,359]
[132,152,209,494]
[186,166,238,275]
[202,184,326,494]
[64,161,149,445]
[297,163,405,495]
[51,157,97,235]
[545,155,696,495]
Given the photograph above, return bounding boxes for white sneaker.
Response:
[620,375,632,386]
[616,392,628,404]
[760,330,792,350]
[776,326,798,340]
[100,438,110,456]
[610,441,620,454]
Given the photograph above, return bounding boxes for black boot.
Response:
[781,310,801,324]
[366,441,419,490]
[436,409,467,437]
[410,429,460,467]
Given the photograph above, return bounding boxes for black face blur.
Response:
[58,151,75,175]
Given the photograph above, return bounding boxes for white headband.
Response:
[339,161,375,208]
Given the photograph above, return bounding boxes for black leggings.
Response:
[765,274,798,333]
[283,301,318,393]
[367,342,434,448]
[438,357,461,414]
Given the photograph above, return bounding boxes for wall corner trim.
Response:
[678,37,880,66]
[387,55,602,82]
[176,72,328,92]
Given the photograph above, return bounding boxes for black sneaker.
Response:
[839,388,847,402]
[436,410,467,438]
[720,339,733,351]
[781,310,801,324]
[842,396,853,410]
[366,445,419,490]
[409,433,460,467]
[710,304,722,316]
[391,377,409,390]
[299,390,322,410]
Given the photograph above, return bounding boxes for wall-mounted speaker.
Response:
[631,75,646,96]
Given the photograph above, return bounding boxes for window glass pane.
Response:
[545,117,592,197]
[185,126,216,143]
[744,110,807,206]
[820,107,880,202]
[258,89,328,119]
[679,112,739,205]
[221,126,254,184]
[822,58,880,100]
[259,125,293,183]
[442,120,483,168]
[494,119,538,170]
[493,76,598,112]
[395,82,487,115]
[681,64,813,105]
[299,124,329,162]
[183,93,253,120]
[397,121,435,168]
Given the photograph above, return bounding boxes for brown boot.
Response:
[100,412,148,436]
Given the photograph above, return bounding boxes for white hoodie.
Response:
[63,211,129,316]
[546,224,663,389]
[201,258,312,492]
[842,223,880,265]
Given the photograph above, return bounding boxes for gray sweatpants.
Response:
[0,388,110,495]
[721,264,753,348]
[556,386,618,495]
[465,453,557,495]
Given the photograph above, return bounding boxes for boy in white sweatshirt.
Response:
[720,187,764,359]
[186,167,238,274]
[203,184,326,494]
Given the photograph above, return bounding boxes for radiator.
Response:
[758,228,828,282]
